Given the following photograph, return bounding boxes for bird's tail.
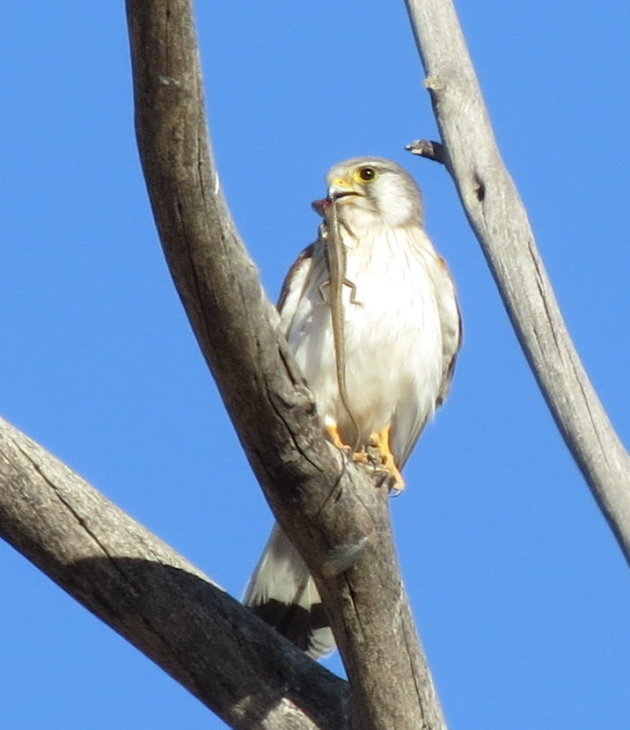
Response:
[243,524,335,658]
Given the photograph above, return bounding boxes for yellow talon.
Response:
[326,423,405,492]
[351,450,369,464]
[326,423,369,462]
[325,424,347,450]
[369,426,405,491]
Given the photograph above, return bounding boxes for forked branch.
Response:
[0,417,348,730]
[125,0,446,728]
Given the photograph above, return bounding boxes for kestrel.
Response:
[245,157,462,657]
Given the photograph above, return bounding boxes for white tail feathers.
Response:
[243,524,335,658]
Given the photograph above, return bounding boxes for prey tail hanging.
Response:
[319,200,361,451]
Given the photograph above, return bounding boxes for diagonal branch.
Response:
[0,417,348,730]
[125,1,445,728]
[404,0,630,562]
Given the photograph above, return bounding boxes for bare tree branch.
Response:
[406,139,444,164]
[4,0,626,726]
[404,0,630,561]
[125,1,446,728]
[0,417,348,730]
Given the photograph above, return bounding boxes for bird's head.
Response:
[323,157,424,228]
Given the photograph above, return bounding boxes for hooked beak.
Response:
[328,177,362,203]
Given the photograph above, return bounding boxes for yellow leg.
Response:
[326,423,405,489]
[369,426,405,491]
[326,424,347,450]
[326,424,369,463]
[351,449,369,464]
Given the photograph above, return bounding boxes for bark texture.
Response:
[405,0,630,560]
[0,417,348,730]
[124,1,446,728]
[4,1,625,729]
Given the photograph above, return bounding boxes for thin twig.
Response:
[406,139,445,164]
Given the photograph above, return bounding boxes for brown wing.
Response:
[433,256,463,407]
[277,244,314,312]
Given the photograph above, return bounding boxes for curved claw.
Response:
[326,423,405,492]
[369,427,405,491]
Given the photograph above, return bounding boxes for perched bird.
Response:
[244,157,462,657]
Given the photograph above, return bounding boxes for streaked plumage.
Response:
[244,157,462,656]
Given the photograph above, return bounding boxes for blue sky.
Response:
[2,2,629,728]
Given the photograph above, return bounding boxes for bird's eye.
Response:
[357,166,377,182]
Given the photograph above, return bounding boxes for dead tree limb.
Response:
[404,0,630,561]
[125,1,446,728]
[0,417,348,730]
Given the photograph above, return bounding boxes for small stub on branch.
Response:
[405,139,445,164]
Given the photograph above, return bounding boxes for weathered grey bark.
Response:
[13,0,623,727]
[404,0,630,561]
[0,417,348,730]
[0,2,449,728]
[123,1,446,729]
